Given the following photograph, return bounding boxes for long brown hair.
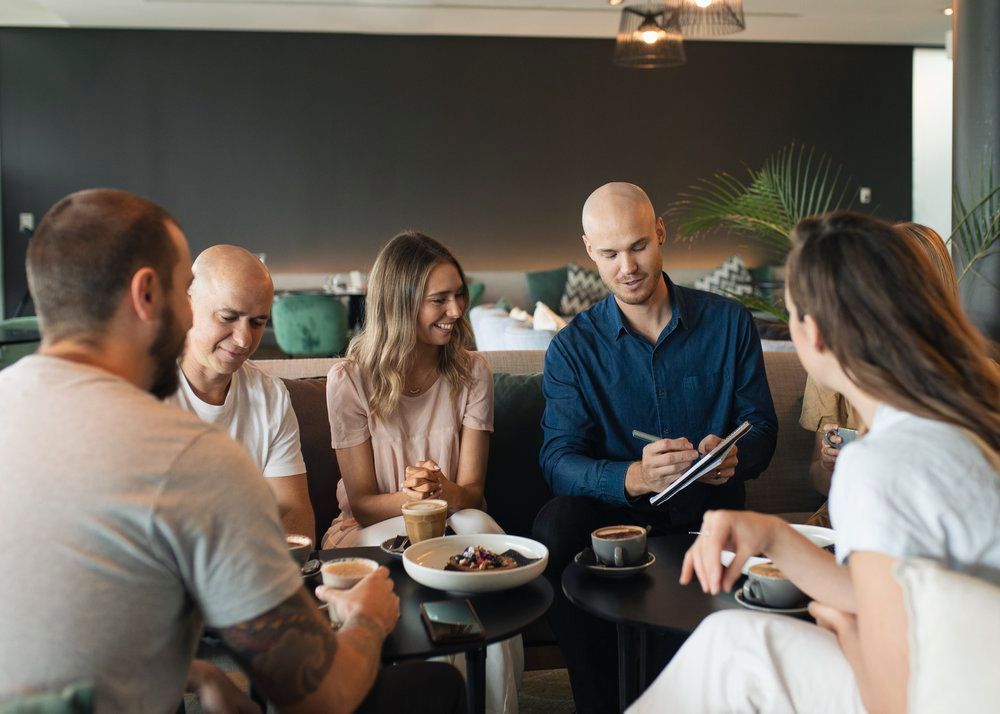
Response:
[347,231,475,421]
[787,212,1000,452]
[894,222,960,303]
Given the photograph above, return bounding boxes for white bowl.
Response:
[403,534,549,594]
[721,524,836,574]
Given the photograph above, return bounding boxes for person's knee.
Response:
[450,508,504,535]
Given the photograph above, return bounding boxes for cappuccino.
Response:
[321,557,380,627]
[401,498,448,544]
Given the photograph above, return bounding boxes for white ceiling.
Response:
[1,0,952,45]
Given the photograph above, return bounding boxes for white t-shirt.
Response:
[0,356,303,712]
[830,404,1000,584]
[168,360,306,478]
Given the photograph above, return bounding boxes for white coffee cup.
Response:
[320,557,379,627]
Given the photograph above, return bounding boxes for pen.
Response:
[632,429,661,443]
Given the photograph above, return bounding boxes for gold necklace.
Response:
[406,367,436,395]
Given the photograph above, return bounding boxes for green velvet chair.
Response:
[271,295,348,357]
[0,316,41,371]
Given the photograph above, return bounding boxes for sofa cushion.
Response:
[526,266,568,312]
[282,377,340,543]
[484,372,552,537]
[559,263,608,316]
[694,254,753,297]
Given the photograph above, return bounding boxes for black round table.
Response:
[320,546,553,714]
[562,534,742,712]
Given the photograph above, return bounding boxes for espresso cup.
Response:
[591,525,648,567]
[285,534,313,565]
[742,563,808,609]
[401,499,448,544]
[320,557,380,627]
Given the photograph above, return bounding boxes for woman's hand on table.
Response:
[680,510,786,595]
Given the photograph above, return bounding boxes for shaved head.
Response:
[184,245,274,378]
[582,182,657,239]
[191,244,272,300]
[581,182,666,307]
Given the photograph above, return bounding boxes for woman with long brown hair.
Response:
[800,221,964,522]
[323,231,522,714]
[629,212,1000,713]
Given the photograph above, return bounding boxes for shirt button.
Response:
[656,388,665,398]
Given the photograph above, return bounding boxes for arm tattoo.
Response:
[214,587,338,707]
[340,613,386,663]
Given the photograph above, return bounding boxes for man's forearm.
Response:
[325,614,388,714]
[542,447,629,505]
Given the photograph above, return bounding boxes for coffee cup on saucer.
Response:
[285,534,313,565]
[591,525,648,567]
[741,563,807,609]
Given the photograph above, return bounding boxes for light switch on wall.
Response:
[18,212,34,232]
[859,187,872,204]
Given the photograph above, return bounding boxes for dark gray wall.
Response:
[0,29,912,317]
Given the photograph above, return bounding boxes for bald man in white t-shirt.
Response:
[169,245,315,539]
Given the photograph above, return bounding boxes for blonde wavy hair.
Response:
[347,231,475,421]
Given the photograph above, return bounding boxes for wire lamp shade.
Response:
[670,0,746,36]
[614,5,686,69]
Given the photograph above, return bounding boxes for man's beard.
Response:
[609,272,658,306]
[149,303,186,400]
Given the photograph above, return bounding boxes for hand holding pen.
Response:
[624,429,699,498]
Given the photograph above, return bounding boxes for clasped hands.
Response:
[402,459,459,507]
[626,433,739,498]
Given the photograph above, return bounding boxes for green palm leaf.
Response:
[950,161,1000,287]
[667,143,856,262]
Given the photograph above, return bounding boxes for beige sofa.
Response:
[255,348,820,540]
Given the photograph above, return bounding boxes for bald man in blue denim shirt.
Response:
[532,183,778,714]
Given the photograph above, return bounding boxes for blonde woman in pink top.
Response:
[323,231,522,714]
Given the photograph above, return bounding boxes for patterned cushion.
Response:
[559,263,609,315]
[694,255,753,297]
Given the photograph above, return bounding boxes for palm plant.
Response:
[951,165,1000,291]
[667,143,855,263]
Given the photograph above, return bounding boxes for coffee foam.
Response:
[749,563,785,579]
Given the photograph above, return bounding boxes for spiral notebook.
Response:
[649,421,753,507]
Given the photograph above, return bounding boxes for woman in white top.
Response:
[323,231,522,714]
[629,212,1000,714]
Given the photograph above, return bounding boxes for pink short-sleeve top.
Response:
[326,353,494,520]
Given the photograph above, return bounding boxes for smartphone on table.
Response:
[420,599,485,644]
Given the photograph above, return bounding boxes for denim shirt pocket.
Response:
[680,370,732,437]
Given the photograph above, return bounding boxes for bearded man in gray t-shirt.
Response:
[0,190,464,713]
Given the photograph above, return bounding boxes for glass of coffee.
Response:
[401,498,448,544]
[320,557,380,627]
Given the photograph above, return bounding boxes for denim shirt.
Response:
[540,274,778,522]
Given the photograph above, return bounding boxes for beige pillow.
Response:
[895,558,1000,714]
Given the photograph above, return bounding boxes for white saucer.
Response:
[734,589,810,615]
[574,548,656,578]
[722,524,836,575]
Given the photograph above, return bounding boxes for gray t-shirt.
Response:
[830,404,1000,584]
[0,356,303,712]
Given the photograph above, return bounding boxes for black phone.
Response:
[420,599,485,644]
